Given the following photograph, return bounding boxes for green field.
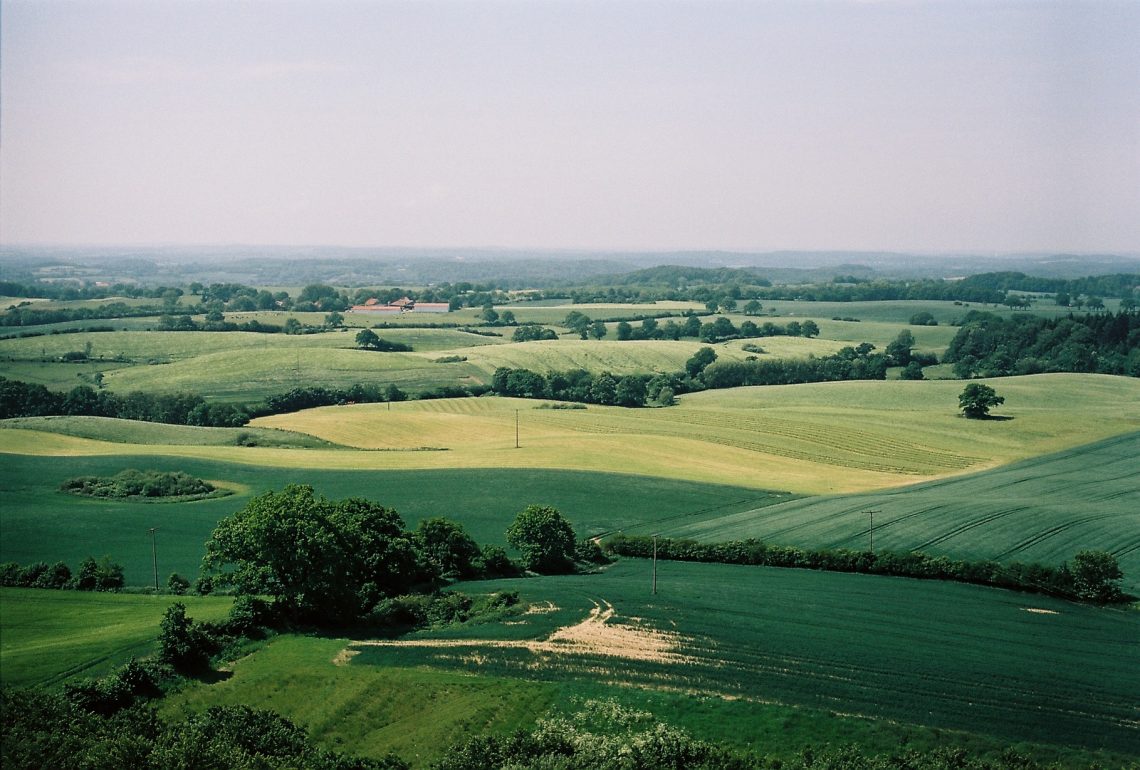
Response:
[654,432,1140,595]
[0,454,775,585]
[162,559,1140,763]
[0,588,232,687]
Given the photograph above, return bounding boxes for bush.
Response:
[60,469,217,499]
[74,556,125,591]
[159,603,212,673]
[506,505,577,573]
[167,573,190,595]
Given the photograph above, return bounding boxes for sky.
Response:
[1,0,1138,253]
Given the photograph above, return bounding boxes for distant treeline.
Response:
[604,535,1128,604]
[562,309,819,343]
[0,280,182,301]
[490,343,888,407]
[0,376,491,426]
[537,268,1139,306]
[944,310,1140,378]
[0,303,174,327]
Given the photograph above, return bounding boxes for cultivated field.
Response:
[0,452,773,584]
[657,432,1140,594]
[0,588,232,687]
[249,373,1140,492]
[164,559,1140,762]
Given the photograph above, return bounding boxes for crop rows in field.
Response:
[0,589,233,687]
[657,432,1140,593]
[529,407,981,475]
[350,559,1140,754]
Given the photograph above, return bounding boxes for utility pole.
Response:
[652,534,658,595]
[515,409,519,449]
[148,527,159,594]
[866,510,880,555]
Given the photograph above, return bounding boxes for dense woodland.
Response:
[945,310,1140,377]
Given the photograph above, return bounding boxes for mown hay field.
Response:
[3,330,826,399]
[248,374,1140,492]
[0,588,232,687]
[0,415,337,447]
[4,374,1135,494]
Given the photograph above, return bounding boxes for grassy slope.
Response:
[0,588,232,687]
[248,374,1140,492]
[0,415,337,447]
[162,635,561,767]
[0,453,774,585]
[163,560,1140,764]
[3,374,1137,494]
[661,431,1140,594]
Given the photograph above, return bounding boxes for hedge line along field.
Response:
[657,431,1140,595]
[0,588,233,687]
[0,451,776,585]
[164,559,1140,762]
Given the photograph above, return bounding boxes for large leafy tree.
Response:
[202,485,428,623]
[506,505,577,573]
[958,383,1004,419]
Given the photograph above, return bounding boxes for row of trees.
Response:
[0,556,125,591]
[199,487,588,624]
[944,310,1140,378]
[0,376,492,425]
[0,377,250,425]
[560,310,819,343]
[490,342,889,407]
[547,269,1139,307]
[604,535,1127,603]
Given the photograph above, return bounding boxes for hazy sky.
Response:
[2,0,1138,253]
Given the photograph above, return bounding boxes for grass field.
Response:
[0,588,232,687]
[655,431,1140,594]
[351,560,1140,754]
[3,375,1136,584]
[0,453,774,585]
[161,559,1140,763]
[0,415,339,447]
[248,374,1140,491]
[4,374,1138,495]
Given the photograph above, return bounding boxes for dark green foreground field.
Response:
[4,557,1138,767]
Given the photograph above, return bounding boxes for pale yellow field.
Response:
[5,374,1136,495]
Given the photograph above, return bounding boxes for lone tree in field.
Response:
[958,383,1004,419]
[355,328,381,349]
[506,505,576,573]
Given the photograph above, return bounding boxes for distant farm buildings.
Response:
[349,297,450,314]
